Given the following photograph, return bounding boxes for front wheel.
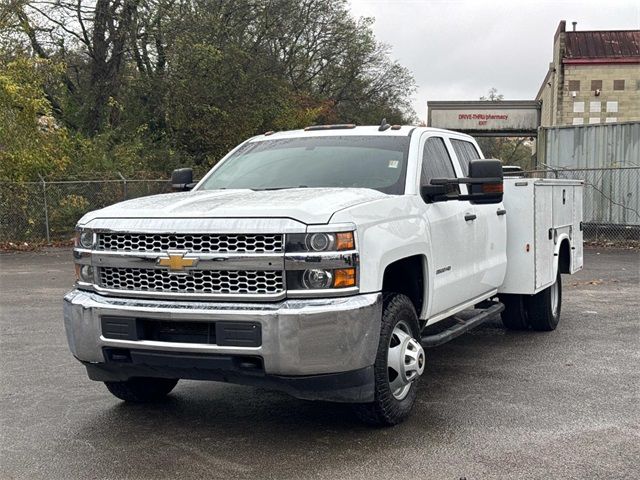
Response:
[526,271,562,331]
[353,293,425,426]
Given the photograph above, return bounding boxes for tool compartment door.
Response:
[553,185,574,228]
[535,186,554,290]
[572,185,584,273]
[499,180,535,294]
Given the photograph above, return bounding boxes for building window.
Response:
[572,118,584,125]
[573,102,585,113]
[605,118,618,123]
[606,101,618,113]
[590,101,601,113]
[568,80,580,91]
[589,118,600,124]
[613,80,625,91]
[591,80,603,91]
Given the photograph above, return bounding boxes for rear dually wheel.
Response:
[526,271,562,331]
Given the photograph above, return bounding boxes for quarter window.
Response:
[450,139,481,176]
[421,137,460,194]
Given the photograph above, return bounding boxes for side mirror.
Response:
[420,184,448,202]
[468,159,503,204]
[171,168,195,191]
[428,159,504,204]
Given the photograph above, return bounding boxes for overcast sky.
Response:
[349,0,640,121]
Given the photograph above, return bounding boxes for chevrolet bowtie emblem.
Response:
[157,251,198,272]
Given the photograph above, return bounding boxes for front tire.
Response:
[354,293,425,426]
[526,271,562,331]
[104,377,179,403]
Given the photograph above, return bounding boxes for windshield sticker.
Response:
[388,160,399,169]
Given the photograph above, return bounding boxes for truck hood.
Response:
[79,187,388,225]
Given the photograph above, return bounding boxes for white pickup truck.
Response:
[64,124,583,425]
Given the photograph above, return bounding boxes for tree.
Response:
[158,0,416,164]
[1,0,417,177]
[479,87,503,102]
[0,57,74,180]
[8,0,141,134]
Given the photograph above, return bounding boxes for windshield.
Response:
[199,135,411,194]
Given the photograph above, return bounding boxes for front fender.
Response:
[330,195,431,302]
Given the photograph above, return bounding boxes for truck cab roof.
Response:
[249,125,476,142]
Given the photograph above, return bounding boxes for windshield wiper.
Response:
[258,185,308,191]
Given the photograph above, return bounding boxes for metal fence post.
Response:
[37,174,51,243]
[117,172,128,200]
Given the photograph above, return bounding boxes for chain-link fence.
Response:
[2,167,639,246]
[522,166,640,246]
[0,176,172,243]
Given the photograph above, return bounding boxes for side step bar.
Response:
[421,302,505,348]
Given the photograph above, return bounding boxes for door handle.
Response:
[496,209,507,216]
[464,213,477,221]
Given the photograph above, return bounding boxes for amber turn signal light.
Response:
[333,268,356,288]
[336,232,355,251]
[482,182,504,193]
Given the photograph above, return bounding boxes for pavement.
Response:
[0,247,638,480]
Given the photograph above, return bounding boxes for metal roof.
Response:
[564,30,640,64]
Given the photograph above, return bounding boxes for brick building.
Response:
[536,21,640,127]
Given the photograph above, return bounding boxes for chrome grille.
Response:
[97,233,283,254]
[99,267,284,295]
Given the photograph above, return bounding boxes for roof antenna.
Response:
[379,118,391,131]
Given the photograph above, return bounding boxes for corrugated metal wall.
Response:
[538,122,640,227]
[539,121,640,169]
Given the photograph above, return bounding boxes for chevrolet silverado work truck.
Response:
[64,124,583,425]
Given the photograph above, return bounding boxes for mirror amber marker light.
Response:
[482,183,504,193]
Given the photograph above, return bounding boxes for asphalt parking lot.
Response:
[1,247,638,480]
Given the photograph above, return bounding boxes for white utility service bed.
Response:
[499,178,584,295]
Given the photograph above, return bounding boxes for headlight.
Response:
[287,268,356,290]
[76,229,94,249]
[75,264,94,283]
[306,233,334,252]
[286,231,355,252]
[302,269,333,289]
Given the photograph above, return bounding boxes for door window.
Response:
[421,137,460,194]
[450,139,481,176]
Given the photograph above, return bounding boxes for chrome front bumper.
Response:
[63,290,382,376]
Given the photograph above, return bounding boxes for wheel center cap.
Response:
[400,337,426,382]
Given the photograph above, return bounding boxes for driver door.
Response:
[419,134,478,318]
